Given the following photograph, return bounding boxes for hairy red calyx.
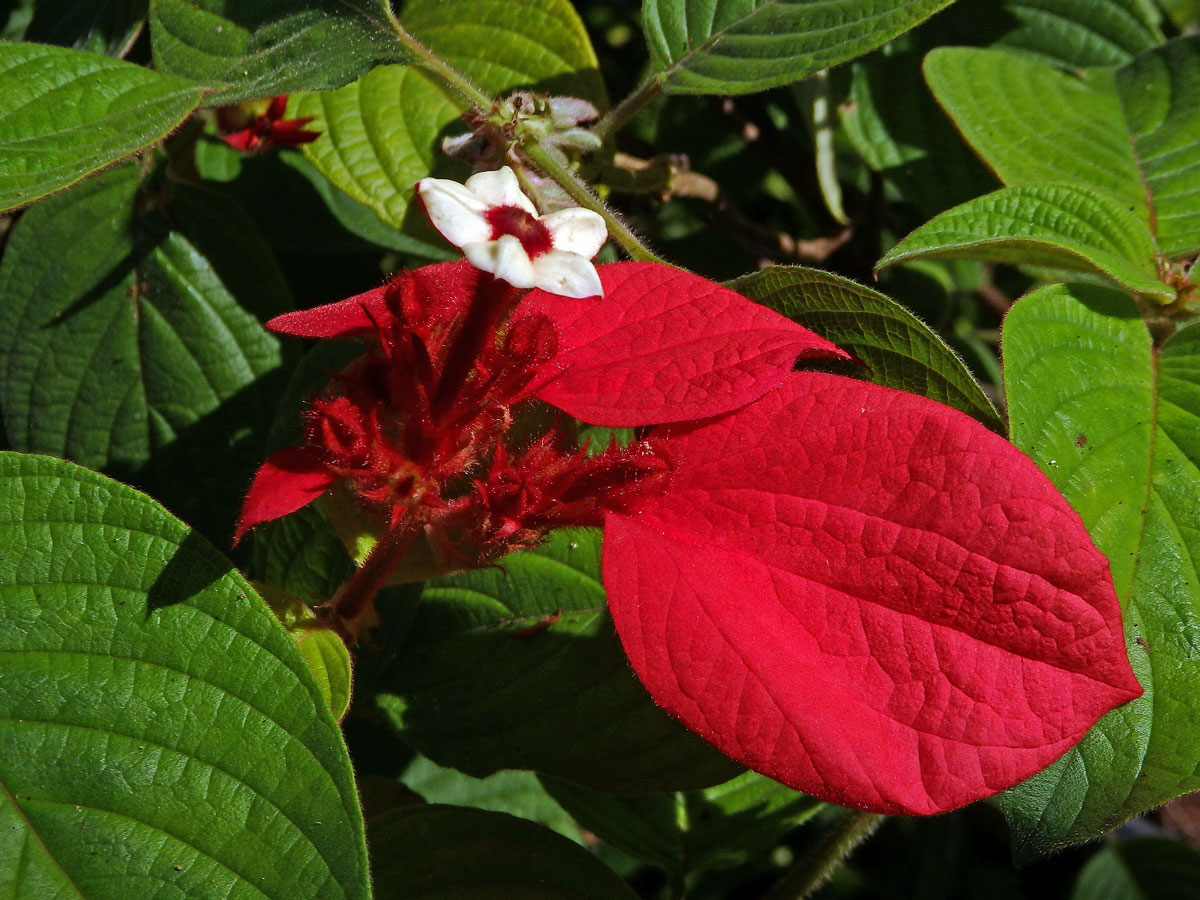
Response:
[238,263,671,635]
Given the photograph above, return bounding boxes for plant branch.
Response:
[380,7,494,112]
[522,141,665,263]
[378,6,663,264]
[763,811,884,900]
[593,76,663,142]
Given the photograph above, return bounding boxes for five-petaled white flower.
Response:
[417,167,607,298]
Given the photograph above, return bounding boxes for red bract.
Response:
[240,259,1140,815]
[216,95,321,153]
[603,373,1142,814]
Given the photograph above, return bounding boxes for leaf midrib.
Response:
[0,776,86,899]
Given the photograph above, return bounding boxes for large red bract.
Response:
[603,372,1142,814]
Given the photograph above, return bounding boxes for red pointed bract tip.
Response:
[603,371,1141,816]
[216,94,321,153]
[234,446,335,544]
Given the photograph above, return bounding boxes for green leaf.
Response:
[1117,35,1200,258]
[260,585,354,721]
[841,50,997,217]
[728,265,1001,430]
[1000,283,1200,856]
[1071,838,1200,900]
[374,528,742,793]
[369,805,638,900]
[542,771,821,877]
[878,183,1173,301]
[25,0,147,56]
[295,0,604,234]
[0,42,208,212]
[149,0,402,103]
[293,65,464,234]
[0,163,288,542]
[400,756,579,840]
[641,0,957,95]
[0,452,369,899]
[925,37,1200,258]
[994,0,1163,67]
[402,0,607,105]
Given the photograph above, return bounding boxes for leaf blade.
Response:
[605,371,1139,815]
[1000,283,1200,855]
[878,183,1172,300]
[0,42,207,212]
[0,452,369,899]
[643,0,957,95]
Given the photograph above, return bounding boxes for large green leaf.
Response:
[1000,283,1200,856]
[374,528,742,793]
[729,265,1001,430]
[0,42,208,212]
[1071,838,1200,900]
[294,0,604,234]
[369,805,637,900]
[0,162,288,541]
[542,771,821,877]
[925,36,1200,258]
[641,0,956,95]
[0,452,369,899]
[149,0,402,103]
[878,183,1173,301]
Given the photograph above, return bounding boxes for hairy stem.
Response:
[592,75,663,142]
[381,7,494,111]
[522,141,666,263]
[763,811,884,900]
[332,511,418,629]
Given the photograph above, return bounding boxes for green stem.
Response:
[592,76,663,142]
[763,811,884,900]
[522,141,665,263]
[379,4,662,264]
[381,7,493,111]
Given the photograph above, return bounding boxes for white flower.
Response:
[417,167,607,298]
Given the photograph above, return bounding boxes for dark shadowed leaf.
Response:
[729,265,1001,429]
[374,528,742,793]
[0,162,289,542]
[149,0,402,103]
[369,805,637,900]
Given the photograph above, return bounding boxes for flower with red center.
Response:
[216,95,321,153]
[240,173,1141,818]
[417,167,606,297]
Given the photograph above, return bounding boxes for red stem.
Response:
[332,510,418,625]
[431,272,512,423]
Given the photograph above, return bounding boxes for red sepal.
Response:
[603,372,1142,815]
[266,286,392,339]
[234,446,336,544]
[519,262,848,426]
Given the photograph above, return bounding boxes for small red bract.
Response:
[216,95,321,153]
[240,258,1141,815]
